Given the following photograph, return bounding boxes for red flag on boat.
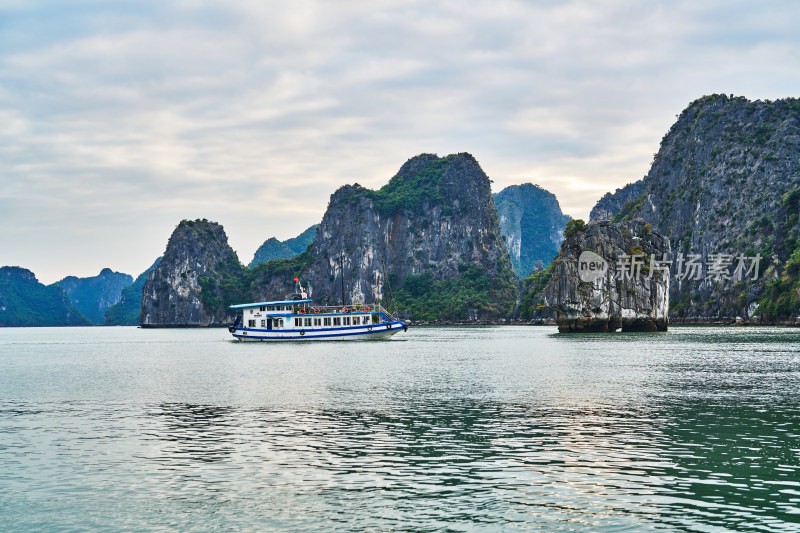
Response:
[294,276,299,282]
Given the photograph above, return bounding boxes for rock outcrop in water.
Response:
[590,94,800,320]
[493,183,571,277]
[140,220,243,327]
[545,219,670,332]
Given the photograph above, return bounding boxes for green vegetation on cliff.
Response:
[517,265,553,320]
[196,255,248,317]
[0,267,91,326]
[757,188,800,318]
[757,252,800,318]
[368,154,454,216]
[200,250,315,313]
[384,263,516,321]
[564,219,585,238]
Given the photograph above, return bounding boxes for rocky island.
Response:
[591,95,800,321]
[545,219,671,332]
[140,220,243,327]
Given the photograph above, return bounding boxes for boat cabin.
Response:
[229,299,379,332]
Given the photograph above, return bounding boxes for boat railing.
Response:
[374,303,400,322]
[292,303,399,322]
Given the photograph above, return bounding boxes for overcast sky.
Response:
[2,0,800,283]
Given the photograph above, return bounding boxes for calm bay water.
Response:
[1,326,799,532]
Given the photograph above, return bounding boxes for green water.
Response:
[1,326,798,531]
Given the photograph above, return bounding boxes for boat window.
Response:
[314,318,321,326]
[333,317,341,326]
[261,320,265,328]
[295,318,302,327]
[352,316,360,325]
[305,317,312,327]
[260,306,265,312]
[324,317,331,326]
[363,315,369,323]
[248,319,256,327]
[343,316,351,326]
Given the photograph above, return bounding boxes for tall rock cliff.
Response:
[0,266,91,327]
[140,220,244,327]
[545,219,671,332]
[590,94,800,319]
[249,225,318,267]
[103,258,161,326]
[56,268,133,325]
[493,183,571,277]
[249,153,518,321]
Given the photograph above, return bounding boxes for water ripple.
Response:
[1,326,799,531]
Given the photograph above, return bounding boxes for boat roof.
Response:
[229,299,312,309]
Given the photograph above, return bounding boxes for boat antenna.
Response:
[339,252,346,306]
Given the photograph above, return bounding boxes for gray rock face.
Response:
[589,94,800,318]
[140,220,242,327]
[493,183,571,277]
[545,219,670,332]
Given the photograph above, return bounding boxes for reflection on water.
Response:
[0,326,799,531]
[148,403,236,464]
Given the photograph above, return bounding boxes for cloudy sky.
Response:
[2,0,800,283]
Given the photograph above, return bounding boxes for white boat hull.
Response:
[231,320,407,341]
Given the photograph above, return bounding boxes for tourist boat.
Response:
[227,297,408,341]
